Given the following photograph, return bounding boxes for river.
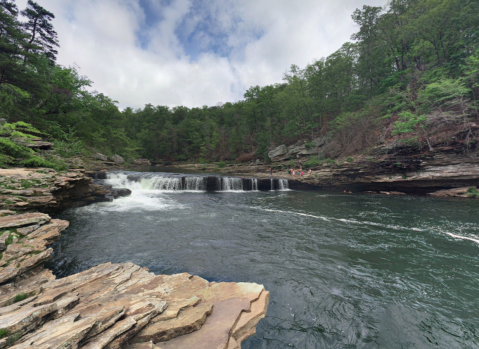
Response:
[46,170,479,348]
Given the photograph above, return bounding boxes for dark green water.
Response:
[47,172,479,348]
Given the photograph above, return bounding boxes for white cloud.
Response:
[18,0,387,108]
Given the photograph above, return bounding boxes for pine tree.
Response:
[0,0,28,86]
[21,0,59,64]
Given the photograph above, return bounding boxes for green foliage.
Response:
[392,112,427,136]
[304,141,316,150]
[6,332,21,346]
[19,155,67,171]
[218,161,226,168]
[13,292,34,303]
[1,0,478,164]
[0,138,33,158]
[5,234,14,246]
[347,157,354,162]
[0,329,9,339]
[467,187,479,198]
[304,156,321,168]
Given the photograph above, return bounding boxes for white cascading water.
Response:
[185,177,206,191]
[270,179,274,190]
[278,179,289,190]
[99,172,184,212]
[105,172,205,191]
[219,177,243,191]
[251,178,258,191]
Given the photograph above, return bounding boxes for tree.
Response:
[21,0,59,64]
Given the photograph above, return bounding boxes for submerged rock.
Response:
[0,212,269,348]
[427,187,475,198]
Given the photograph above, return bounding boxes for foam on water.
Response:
[258,207,479,245]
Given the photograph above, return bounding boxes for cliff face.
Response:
[0,168,130,212]
[0,211,268,349]
[290,151,479,195]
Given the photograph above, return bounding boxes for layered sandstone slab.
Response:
[0,213,268,348]
[0,168,131,212]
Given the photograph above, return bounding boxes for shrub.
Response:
[304,156,321,168]
[20,155,67,171]
[54,139,84,158]
[235,153,254,163]
[467,187,479,198]
[218,161,226,168]
[0,138,33,158]
[176,154,187,161]
[347,157,353,162]
[304,141,316,150]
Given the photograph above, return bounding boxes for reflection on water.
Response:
[47,177,479,348]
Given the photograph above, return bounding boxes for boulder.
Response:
[94,153,108,161]
[134,159,152,166]
[268,145,287,160]
[110,154,124,164]
[106,188,132,200]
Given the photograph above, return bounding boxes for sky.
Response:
[16,0,387,109]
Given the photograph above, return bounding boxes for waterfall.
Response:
[106,172,270,193]
[251,178,258,191]
[185,177,206,191]
[150,176,182,191]
[219,177,243,191]
[106,172,202,191]
[278,179,289,190]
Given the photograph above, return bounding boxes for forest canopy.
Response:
[0,0,478,165]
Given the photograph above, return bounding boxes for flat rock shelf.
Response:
[0,211,269,349]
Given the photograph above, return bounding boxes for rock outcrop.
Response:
[0,212,269,348]
[13,138,53,150]
[0,168,130,212]
[268,137,327,161]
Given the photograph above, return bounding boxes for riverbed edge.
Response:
[0,169,270,348]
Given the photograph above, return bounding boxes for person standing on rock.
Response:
[270,168,273,176]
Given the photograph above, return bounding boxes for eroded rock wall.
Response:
[0,168,131,212]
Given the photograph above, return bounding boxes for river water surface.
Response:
[47,171,479,348]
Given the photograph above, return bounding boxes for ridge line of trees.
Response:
[1,0,478,167]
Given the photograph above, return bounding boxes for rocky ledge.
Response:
[0,168,131,212]
[0,211,268,348]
